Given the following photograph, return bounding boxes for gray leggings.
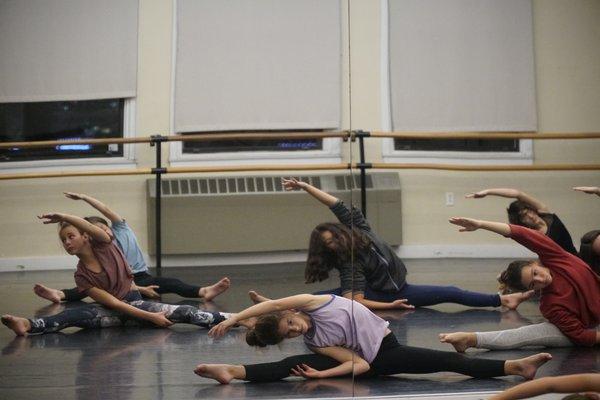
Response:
[476,322,574,350]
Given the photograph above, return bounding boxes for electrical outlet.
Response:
[445,192,454,206]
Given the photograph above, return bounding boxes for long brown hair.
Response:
[305,222,371,284]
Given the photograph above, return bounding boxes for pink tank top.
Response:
[303,295,389,363]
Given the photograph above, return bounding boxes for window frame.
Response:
[379,0,534,166]
[0,98,137,172]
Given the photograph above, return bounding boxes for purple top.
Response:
[303,295,389,363]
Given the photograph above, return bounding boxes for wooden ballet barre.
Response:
[366,163,600,171]
[170,131,350,142]
[0,168,152,181]
[0,163,351,181]
[368,131,600,140]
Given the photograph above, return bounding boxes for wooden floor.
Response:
[0,260,597,400]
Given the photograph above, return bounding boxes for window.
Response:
[0,99,126,163]
[393,138,519,153]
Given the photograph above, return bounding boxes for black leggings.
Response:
[62,271,202,301]
[243,333,506,382]
[28,291,225,334]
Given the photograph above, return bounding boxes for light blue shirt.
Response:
[111,220,148,274]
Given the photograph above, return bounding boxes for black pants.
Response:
[28,291,225,334]
[62,271,202,301]
[243,333,506,382]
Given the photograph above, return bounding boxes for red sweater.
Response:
[510,225,600,346]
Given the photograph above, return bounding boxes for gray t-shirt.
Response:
[111,220,148,274]
[303,295,389,363]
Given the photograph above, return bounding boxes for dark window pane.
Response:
[394,138,519,152]
[182,130,324,153]
[0,99,125,162]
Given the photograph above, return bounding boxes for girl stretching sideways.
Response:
[194,293,552,383]
[440,217,600,352]
[2,213,246,336]
[282,178,533,311]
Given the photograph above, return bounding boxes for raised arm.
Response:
[291,346,370,379]
[208,294,327,337]
[574,186,600,197]
[488,373,600,400]
[282,178,338,207]
[64,192,123,223]
[38,212,111,243]
[86,287,172,327]
[449,217,511,237]
[466,188,549,213]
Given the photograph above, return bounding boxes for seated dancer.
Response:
[439,217,600,352]
[194,293,551,384]
[282,178,533,310]
[574,186,600,275]
[33,192,229,303]
[2,212,249,336]
[465,188,578,255]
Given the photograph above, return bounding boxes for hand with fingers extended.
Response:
[449,217,481,232]
[573,186,600,196]
[63,191,87,201]
[465,190,488,199]
[37,213,66,224]
[149,311,173,327]
[282,177,307,191]
[138,285,160,299]
[291,364,322,379]
[389,299,414,310]
[208,319,237,338]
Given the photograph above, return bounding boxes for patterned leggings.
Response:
[28,291,226,334]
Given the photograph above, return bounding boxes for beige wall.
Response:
[0,0,599,267]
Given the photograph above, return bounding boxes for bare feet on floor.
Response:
[438,332,477,353]
[33,284,64,303]
[194,364,236,384]
[200,278,231,302]
[507,353,552,380]
[1,315,31,336]
[501,290,535,310]
[248,290,270,304]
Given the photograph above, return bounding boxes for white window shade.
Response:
[388,0,536,131]
[174,0,341,133]
[0,0,138,103]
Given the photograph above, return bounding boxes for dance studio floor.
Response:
[0,259,597,400]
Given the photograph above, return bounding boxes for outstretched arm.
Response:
[574,186,600,197]
[466,188,549,213]
[283,178,338,207]
[291,346,370,379]
[38,212,111,243]
[86,287,172,327]
[449,217,511,237]
[209,294,328,337]
[64,192,123,223]
[488,373,600,400]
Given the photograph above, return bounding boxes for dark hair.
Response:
[58,221,83,234]
[245,313,285,347]
[498,260,534,292]
[84,216,110,226]
[580,229,600,275]
[304,222,371,284]
[506,201,535,226]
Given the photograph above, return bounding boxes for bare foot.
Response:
[33,284,64,303]
[1,315,31,336]
[194,364,237,384]
[248,290,270,304]
[200,278,231,301]
[501,290,535,310]
[439,332,476,353]
[506,353,552,379]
